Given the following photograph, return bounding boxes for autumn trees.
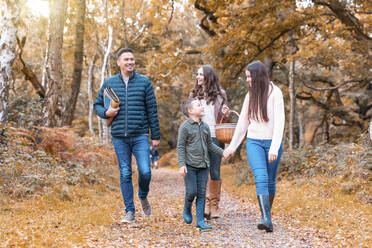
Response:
[1,0,371,148]
[193,0,371,146]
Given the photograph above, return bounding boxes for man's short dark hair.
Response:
[117,48,133,59]
[181,97,196,117]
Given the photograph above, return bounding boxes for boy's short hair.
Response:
[117,48,133,59]
[181,98,196,117]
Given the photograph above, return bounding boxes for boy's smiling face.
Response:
[189,99,204,118]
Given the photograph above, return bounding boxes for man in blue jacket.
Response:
[94,48,160,223]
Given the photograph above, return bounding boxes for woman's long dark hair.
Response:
[246,61,273,122]
[190,65,223,104]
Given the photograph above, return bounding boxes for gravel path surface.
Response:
[87,168,332,247]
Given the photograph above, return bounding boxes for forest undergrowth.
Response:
[159,135,372,247]
[0,127,121,247]
[0,127,371,247]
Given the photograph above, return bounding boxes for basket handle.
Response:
[219,110,240,124]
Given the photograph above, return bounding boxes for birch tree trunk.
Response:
[288,29,298,150]
[42,0,67,127]
[62,0,86,126]
[88,54,97,138]
[369,117,372,144]
[297,114,304,148]
[288,58,296,150]
[98,26,113,143]
[0,0,20,128]
[41,45,48,88]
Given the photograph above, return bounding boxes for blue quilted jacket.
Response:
[94,71,160,140]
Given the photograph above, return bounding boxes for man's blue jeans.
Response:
[246,138,283,195]
[112,135,151,214]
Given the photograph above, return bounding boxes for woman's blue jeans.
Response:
[246,138,283,195]
[112,135,151,214]
[208,138,225,180]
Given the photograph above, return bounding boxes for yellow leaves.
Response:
[222,166,372,247]
[0,185,120,247]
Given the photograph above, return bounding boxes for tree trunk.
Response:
[297,114,304,148]
[98,26,113,143]
[62,0,86,126]
[42,0,67,127]
[88,54,97,138]
[120,0,129,47]
[263,56,273,77]
[0,0,20,128]
[288,58,296,150]
[41,44,48,88]
[322,118,330,143]
[369,117,372,144]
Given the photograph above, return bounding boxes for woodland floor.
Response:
[84,167,334,248]
[1,129,370,247]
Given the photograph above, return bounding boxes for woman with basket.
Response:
[223,61,285,232]
[189,65,230,220]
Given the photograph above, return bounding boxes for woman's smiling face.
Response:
[196,67,205,86]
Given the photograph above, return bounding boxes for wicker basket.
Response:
[215,110,239,144]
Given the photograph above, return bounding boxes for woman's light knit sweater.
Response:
[227,83,285,156]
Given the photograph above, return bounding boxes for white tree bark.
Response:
[297,114,304,148]
[289,58,296,150]
[88,54,97,138]
[41,45,49,88]
[0,0,20,126]
[98,26,113,143]
[369,117,372,142]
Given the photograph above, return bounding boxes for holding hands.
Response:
[222,149,278,163]
[223,148,233,160]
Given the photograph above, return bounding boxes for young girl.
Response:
[190,65,229,219]
[223,61,285,232]
[177,98,224,231]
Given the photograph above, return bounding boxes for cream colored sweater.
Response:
[226,83,285,156]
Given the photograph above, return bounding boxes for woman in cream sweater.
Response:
[223,61,285,232]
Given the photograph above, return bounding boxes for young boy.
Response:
[177,98,224,231]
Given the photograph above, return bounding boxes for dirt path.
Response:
[86,168,332,247]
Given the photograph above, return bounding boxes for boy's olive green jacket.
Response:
[177,118,223,168]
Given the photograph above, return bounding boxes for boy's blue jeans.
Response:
[112,135,151,214]
[208,138,225,181]
[246,138,283,195]
[184,165,209,204]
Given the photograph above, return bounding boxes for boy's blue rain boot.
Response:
[195,198,212,231]
[183,197,193,224]
[257,195,273,232]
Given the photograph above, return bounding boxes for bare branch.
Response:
[16,36,45,98]
[313,0,372,43]
[301,76,372,91]
[168,0,175,26]
[194,0,217,36]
